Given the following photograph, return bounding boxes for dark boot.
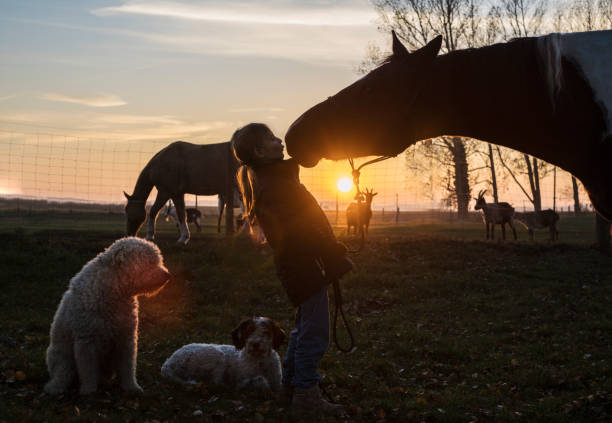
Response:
[291,384,345,416]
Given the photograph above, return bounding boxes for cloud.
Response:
[42,93,127,107]
[93,114,183,125]
[0,111,233,142]
[7,3,384,66]
[92,1,376,27]
[228,106,284,113]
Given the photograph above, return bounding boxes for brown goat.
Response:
[346,188,377,235]
[474,190,517,240]
[514,209,560,241]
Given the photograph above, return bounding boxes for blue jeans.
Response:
[282,286,330,388]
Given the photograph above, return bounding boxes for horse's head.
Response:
[286,31,442,167]
[124,191,147,235]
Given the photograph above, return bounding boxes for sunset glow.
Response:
[337,177,353,192]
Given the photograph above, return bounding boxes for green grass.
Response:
[1,213,611,422]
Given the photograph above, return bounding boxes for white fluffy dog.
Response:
[161,317,285,394]
[44,237,171,395]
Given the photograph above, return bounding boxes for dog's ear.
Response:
[271,320,286,350]
[231,318,252,350]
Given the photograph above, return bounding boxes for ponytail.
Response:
[236,164,258,226]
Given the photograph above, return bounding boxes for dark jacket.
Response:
[253,158,351,306]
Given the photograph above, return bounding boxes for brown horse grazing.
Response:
[285,30,612,221]
[124,141,238,244]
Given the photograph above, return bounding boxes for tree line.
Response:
[360,0,611,220]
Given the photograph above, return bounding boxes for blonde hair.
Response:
[231,123,273,225]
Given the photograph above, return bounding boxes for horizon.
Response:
[0,0,589,212]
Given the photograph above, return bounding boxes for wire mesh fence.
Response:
[0,125,594,219]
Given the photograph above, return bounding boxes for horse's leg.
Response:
[173,195,190,245]
[146,190,170,241]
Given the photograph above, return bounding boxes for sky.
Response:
[0,0,585,210]
[0,0,384,141]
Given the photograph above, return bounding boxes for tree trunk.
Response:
[524,154,541,212]
[451,137,470,220]
[572,176,581,215]
[488,143,499,203]
[532,157,542,212]
[595,213,611,253]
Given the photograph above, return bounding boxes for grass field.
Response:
[1,212,611,422]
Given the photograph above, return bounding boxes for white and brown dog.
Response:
[161,317,285,394]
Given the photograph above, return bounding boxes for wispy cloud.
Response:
[228,106,284,113]
[5,5,383,66]
[42,93,127,107]
[0,111,234,141]
[92,1,376,27]
[93,114,183,125]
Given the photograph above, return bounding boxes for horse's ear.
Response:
[123,191,131,200]
[391,30,409,57]
[417,35,442,59]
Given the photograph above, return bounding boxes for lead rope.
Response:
[331,276,354,353]
[331,155,394,353]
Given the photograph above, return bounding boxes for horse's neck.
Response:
[130,167,154,201]
[414,38,593,173]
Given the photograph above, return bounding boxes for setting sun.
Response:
[337,177,352,193]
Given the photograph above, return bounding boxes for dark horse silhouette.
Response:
[285,30,612,221]
[124,141,238,244]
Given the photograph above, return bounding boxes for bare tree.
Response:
[497,0,548,37]
[488,143,500,203]
[601,0,612,27]
[493,145,552,211]
[571,176,582,214]
[372,0,492,219]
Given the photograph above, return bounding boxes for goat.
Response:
[164,203,203,233]
[474,190,517,240]
[514,209,560,241]
[346,188,377,235]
